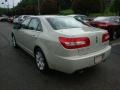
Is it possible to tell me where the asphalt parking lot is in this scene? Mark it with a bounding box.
[0,22,120,90]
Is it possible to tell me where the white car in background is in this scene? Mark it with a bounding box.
[0,16,8,21]
[11,15,111,73]
[68,14,90,23]
[13,15,32,24]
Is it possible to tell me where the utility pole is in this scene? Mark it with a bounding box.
[38,0,40,15]
[20,0,22,15]
[1,2,6,15]
[32,0,35,15]
[12,0,15,15]
[5,0,10,15]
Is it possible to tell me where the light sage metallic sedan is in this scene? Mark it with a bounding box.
[11,15,111,73]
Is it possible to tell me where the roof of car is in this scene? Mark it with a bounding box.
[94,16,120,21]
[30,15,68,18]
[95,16,120,18]
[68,14,87,17]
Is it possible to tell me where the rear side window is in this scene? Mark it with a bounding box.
[28,19,39,30]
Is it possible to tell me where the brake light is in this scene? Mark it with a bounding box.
[97,22,112,27]
[102,33,110,42]
[59,37,90,49]
[98,23,109,27]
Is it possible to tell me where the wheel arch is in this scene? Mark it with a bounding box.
[34,45,50,68]
[34,45,46,59]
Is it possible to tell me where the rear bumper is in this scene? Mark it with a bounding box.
[51,46,111,73]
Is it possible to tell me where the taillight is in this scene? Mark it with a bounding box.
[97,22,112,27]
[98,23,109,27]
[102,33,110,42]
[59,37,90,49]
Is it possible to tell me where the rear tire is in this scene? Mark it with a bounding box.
[35,48,49,72]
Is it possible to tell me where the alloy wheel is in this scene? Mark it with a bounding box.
[35,50,46,71]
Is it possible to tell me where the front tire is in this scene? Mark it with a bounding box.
[35,49,49,72]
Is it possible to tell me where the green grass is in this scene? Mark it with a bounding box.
[59,9,74,15]
[89,7,117,17]
[89,12,117,17]
[59,9,117,17]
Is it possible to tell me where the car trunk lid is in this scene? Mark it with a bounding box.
[55,26,109,55]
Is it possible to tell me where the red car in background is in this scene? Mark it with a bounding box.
[90,16,120,40]
[8,16,14,23]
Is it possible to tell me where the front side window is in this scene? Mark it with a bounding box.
[28,19,39,30]
[47,17,84,30]
[21,18,31,29]
[22,18,31,25]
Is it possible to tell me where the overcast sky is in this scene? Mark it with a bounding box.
[0,0,20,8]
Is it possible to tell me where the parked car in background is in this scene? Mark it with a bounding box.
[11,16,111,73]
[13,15,32,24]
[68,14,92,24]
[0,16,8,22]
[13,17,19,24]
[90,16,120,40]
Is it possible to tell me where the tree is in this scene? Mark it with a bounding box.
[0,7,8,15]
[40,0,59,15]
[14,0,59,15]
[58,0,72,10]
[110,0,120,15]
[72,0,105,15]
[24,5,34,15]
[13,0,38,15]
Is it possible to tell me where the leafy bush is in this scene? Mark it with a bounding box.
[110,0,120,15]
[40,0,59,15]
[58,0,72,10]
[59,9,74,15]
[72,0,105,15]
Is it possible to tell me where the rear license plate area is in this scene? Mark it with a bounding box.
[94,54,104,64]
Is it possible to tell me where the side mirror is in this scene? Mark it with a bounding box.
[13,23,21,29]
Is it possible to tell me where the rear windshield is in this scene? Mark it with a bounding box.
[47,17,84,30]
